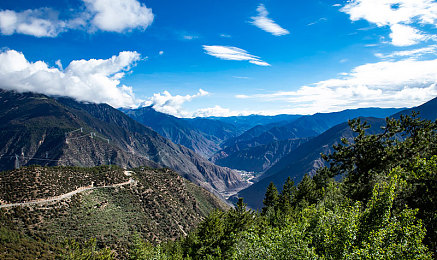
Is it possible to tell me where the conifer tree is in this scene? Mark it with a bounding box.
[262,182,279,216]
[278,177,296,214]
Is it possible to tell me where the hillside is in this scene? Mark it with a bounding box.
[392,96,437,120]
[0,165,229,258]
[236,99,437,209]
[133,113,437,259]
[237,117,387,209]
[206,114,302,133]
[212,107,402,173]
[123,107,238,158]
[0,89,247,196]
[213,138,309,173]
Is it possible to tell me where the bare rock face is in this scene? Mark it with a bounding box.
[0,89,246,196]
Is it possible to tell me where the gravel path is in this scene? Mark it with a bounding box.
[0,171,134,209]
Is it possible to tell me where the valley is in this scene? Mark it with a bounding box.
[0,88,436,258]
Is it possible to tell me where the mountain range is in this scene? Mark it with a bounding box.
[123,106,239,158]
[0,90,246,196]
[236,99,437,209]
[1,87,435,211]
[123,107,303,158]
[211,107,403,172]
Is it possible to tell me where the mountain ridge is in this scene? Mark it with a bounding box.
[123,106,239,158]
[236,98,437,209]
[0,89,247,196]
[211,107,404,173]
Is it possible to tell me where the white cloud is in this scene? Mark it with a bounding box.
[375,45,437,59]
[55,59,63,70]
[0,49,141,108]
[193,105,237,117]
[232,76,250,79]
[141,89,209,117]
[159,51,164,55]
[0,0,154,37]
[0,8,65,37]
[141,91,255,118]
[82,0,154,32]
[251,4,289,36]
[202,45,270,66]
[182,35,198,40]
[236,58,437,114]
[389,24,430,46]
[341,0,437,46]
[341,0,437,26]
[307,17,328,26]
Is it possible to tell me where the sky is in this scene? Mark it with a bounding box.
[1,0,437,117]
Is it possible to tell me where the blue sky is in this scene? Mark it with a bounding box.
[1,0,437,117]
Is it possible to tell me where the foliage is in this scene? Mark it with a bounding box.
[0,225,62,259]
[323,113,437,202]
[262,182,279,216]
[60,238,114,260]
[136,114,435,259]
[2,115,436,259]
[130,235,183,260]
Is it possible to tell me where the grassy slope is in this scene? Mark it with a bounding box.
[0,166,229,258]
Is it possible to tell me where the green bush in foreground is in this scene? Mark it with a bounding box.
[131,114,435,259]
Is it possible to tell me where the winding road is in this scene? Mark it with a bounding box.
[0,171,135,209]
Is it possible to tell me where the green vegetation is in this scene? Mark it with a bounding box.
[131,114,436,259]
[0,166,228,259]
[0,165,128,203]
[1,114,435,259]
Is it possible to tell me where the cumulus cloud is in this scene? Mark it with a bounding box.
[251,4,289,36]
[341,0,437,46]
[141,89,209,117]
[0,49,141,108]
[0,0,154,37]
[389,23,431,46]
[202,45,270,66]
[0,8,66,37]
[83,0,154,32]
[236,58,437,114]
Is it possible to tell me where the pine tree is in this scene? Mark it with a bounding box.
[262,182,279,216]
[278,177,296,214]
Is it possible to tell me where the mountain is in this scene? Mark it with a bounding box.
[0,89,247,196]
[237,117,387,209]
[282,107,404,135]
[212,108,403,171]
[123,107,239,158]
[211,122,317,164]
[392,96,437,120]
[236,98,437,209]
[183,117,241,145]
[206,114,302,133]
[0,165,229,258]
[213,138,309,173]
